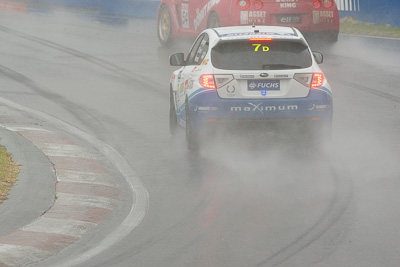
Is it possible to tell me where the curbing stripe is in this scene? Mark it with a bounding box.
[18,130,77,145]
[56,181,120,200]
[56,170,117,187]
[22,218,96,238]
[42,204,113,224]
[0,244,52,266]
[48,156,109,174]
[0,123,122,265]
[0,231,78,253]
[0,97,148,266]
[39,143,97,158]
[55,192,118,210]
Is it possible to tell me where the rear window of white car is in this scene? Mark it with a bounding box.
[211,40,312,70]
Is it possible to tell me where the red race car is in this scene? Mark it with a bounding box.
[157,0,339,45]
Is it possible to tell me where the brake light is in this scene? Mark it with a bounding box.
[313,0,321,8]
[200,74,216,89]
[323,0,333,7]
[311,73,324,87]
[250,38,272,41]
[252,0,263,9]
[237,0,250,9]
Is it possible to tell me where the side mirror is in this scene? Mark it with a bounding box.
[170,53,185,66]
[312,51,323,64]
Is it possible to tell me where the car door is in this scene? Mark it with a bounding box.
[176,33,209,119]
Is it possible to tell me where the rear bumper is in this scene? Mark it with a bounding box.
[186,87,332,131]
[223,8,340,32]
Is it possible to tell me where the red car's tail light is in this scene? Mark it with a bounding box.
[252,0,263,9]
[237,0,250,9]
[323,0,333,7]
[200,74,217,89]
[311,73,324,87]
[313,0,321,8]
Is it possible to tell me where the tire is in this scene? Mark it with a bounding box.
[157,4,173,46]
[169,88,178,136]
[207,12,220,29]
[185,99,199,151]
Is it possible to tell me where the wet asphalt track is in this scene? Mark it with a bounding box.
[0,10,400,267]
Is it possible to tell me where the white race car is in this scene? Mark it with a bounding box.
[169,25,332,150]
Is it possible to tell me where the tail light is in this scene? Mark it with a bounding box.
[237,0,250,9]
[252,0,263,9]
[313,0,321,8]
[200,74,216,89]
[294,73,324,88]
[323,0,333,7]
[311,73,324,87]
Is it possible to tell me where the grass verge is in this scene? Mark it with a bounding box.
[0,143,20,203]
[340,17,400,39]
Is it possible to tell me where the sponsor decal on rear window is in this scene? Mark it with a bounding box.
[252,43,270,52]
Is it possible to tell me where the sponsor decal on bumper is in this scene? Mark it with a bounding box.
[186,88,332,130]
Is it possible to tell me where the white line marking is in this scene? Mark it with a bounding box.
[3,126,51,132]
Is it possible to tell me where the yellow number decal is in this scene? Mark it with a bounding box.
[253,44,269,52]
[252,44,261,51]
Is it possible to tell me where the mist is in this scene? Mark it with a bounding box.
[0,3,399,266]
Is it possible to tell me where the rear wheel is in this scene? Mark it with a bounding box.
[207,12,220,28]
[157,4,173,45]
